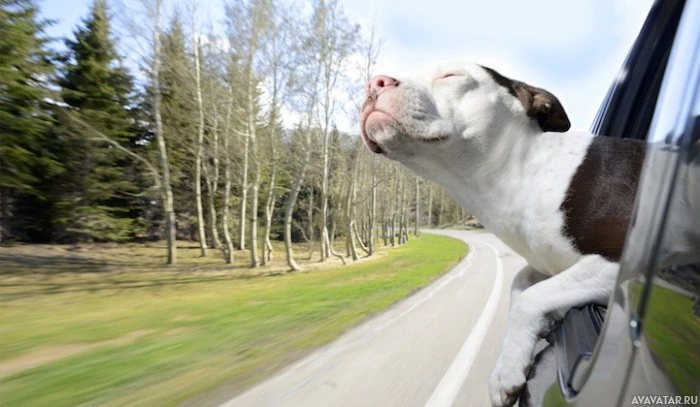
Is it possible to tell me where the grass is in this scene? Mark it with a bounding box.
[0,234,467,407]
[642,285,700,396]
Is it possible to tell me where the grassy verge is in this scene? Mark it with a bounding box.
[643,285,699,396]
[0,234,467,406]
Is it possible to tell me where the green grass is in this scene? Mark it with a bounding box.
[0,234,467,406]
[642,285,700,396]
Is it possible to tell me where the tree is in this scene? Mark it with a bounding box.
[225,0,273,266]
[344,139,362,260]
[151,0,177,264]
[426,181,434,228]
[56,0,139,242]
[2,0,471,260]
[190,3,208,256]
[200,48,225,252]
[124,0,179,263]
[311,0,358,262]
[0,0,63,241]
[159,12,195,242]
[260,5,292,265]
[281,5,326,270]
[354,23,381,254]
[219,52,243,264]
[414,176,420,237]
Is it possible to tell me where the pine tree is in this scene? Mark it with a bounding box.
[0,0,63,241]
[56,0,139,242]
[159,13,196,239]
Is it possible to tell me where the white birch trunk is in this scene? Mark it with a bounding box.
[345,171,358,261]
[152,0,177,264]
[262,155,276,265]
[193,24,208,257]
[283,134,309,270]
[369,156,376,255]
[427,183,433,229]
[414,177,420,237]
[221,99,235,264]
[207,107,221,249]
[239,125,249,250]
[247,66,260,267]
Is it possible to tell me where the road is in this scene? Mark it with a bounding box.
[222,230,527,407]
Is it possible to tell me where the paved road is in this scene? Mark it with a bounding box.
[222,230,527,407]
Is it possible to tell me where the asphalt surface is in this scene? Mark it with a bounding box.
[222,230,527,407]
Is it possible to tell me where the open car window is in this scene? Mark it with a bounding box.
[590,0,686,140]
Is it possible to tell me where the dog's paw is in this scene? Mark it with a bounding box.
[489,354,531,406]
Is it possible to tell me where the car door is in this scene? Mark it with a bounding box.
[543,0,699,405]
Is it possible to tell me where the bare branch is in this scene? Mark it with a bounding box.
[64,111,162,191]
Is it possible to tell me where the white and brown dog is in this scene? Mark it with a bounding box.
[359,63,646,406]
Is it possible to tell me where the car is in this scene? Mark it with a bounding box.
[535,0,700,405]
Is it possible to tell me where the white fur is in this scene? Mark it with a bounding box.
[361,62,620,406]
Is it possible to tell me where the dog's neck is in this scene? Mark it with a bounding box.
[402,120,580,212]
[398,121,595,273]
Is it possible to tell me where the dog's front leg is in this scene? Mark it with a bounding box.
[489,255,618,406]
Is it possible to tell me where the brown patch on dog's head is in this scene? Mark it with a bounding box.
[481,66,571,133]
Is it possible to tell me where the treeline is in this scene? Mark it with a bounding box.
[0,0,471,268]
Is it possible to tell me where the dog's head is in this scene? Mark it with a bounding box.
[359,63,570,169]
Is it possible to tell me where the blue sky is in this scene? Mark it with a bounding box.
[41,0,655,132]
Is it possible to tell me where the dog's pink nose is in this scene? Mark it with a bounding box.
[366,75,399,96]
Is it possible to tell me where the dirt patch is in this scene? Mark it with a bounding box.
[161,327,197,338]
[0,329,152,379]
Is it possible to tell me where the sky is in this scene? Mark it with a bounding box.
[41,0,655,133]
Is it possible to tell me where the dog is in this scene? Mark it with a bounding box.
[358,63,647,406]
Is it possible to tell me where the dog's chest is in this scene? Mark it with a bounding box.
[465,133,594,274]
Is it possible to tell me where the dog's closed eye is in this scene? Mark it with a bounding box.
[437,72,462,80]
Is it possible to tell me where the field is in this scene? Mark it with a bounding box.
[643,284,700,397]
[0,234,467,406]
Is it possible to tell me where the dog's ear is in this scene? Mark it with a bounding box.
[511,82,571,132]
[481,66,571,133]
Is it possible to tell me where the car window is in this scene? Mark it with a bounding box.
[590,0,686,140]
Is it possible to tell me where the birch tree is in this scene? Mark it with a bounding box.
[260,4,292,265]
[153,1,177,263]
[354,23,381,254]
[426,181,433,228]
[283,124,314,271]
[225,0,271,266]
[220,55,241,263]
[201,50,227,251]
[438,187,445,227]
[205,102,222,249]
[124,0,178,263]
[220,92,235,263]
[281,7,324,271]
[414,177,420,237]
[190,2,208,256]
[344,139,363,260]
[310,0,358,262]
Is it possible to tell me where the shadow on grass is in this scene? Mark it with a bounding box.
[0,268,309,300]
[0,241,371,301]
[0,254,108,274]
